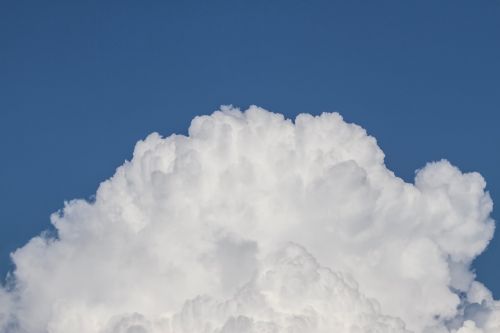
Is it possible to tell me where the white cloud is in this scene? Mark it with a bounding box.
[0,106,498,332]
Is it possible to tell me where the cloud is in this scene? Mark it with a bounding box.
[0,105,498,332]
[101,243,409,333]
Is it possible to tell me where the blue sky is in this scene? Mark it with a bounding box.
[0,0,499,297]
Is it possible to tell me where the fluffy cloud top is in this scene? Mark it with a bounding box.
[0,106,498,333]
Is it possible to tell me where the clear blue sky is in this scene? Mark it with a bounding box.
[1,0,499,296]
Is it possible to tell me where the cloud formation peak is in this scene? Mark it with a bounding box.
[0,106,498,333]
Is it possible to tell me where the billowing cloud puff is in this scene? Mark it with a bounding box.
[0,106,498,333]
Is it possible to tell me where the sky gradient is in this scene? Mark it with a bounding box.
[1,0,499,298]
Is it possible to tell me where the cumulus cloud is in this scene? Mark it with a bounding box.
[0,105,498,333]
